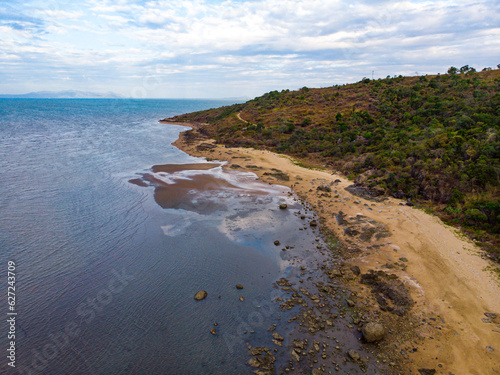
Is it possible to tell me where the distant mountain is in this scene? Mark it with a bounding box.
[0,90,122,99]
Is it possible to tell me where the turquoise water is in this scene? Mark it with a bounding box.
[0,99,321,374]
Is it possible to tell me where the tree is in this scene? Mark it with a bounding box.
[460,65,476,74]
[447,66,458,75]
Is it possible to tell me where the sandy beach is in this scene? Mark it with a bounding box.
[163,120,500,375]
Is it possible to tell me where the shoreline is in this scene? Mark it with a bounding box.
[163,119,500,374]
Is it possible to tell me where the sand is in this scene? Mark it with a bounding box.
[164,121,500,374]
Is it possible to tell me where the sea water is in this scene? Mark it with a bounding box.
[0,99,325,374]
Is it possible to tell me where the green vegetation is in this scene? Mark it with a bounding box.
[172,67,500,262]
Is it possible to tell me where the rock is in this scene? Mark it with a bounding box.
[254,370,273,375]
[312,369,323,375]
[485,312,500,324]
[263,170,290,181]
[348,349,360,361]
[391,190,406,199]
[317,185,331,192]
[346,299,355,307]
[194,291,207,300]
[272,339,282,347]
[279,203,288,209]
[236,284,244,289]
[362,322,385,342]
[272,332,284,341]
[343,227,359,236]
[293,340,305,349]
[239,296,244,302]
[291,350,301,362]
[210,328,216,335]
[197,142,216,151]
[417,369,436,375]
[345,184,386,201]
[248,358,261,368]
[230,164,242,169]
[360,270,413,315]
[310,220,318,227]
[350,266,361,276]
[335,211,346,225]
[276,278,291,287]
[274,240,280,246]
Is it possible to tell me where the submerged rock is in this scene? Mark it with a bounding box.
[272,332,284,341]
[194,291,207,300]
[236,284,244,289]
[291,350,301,362]
[279,203,288,209]
[348,349,361,361]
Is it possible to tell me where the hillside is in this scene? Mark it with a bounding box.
[167,68,500,262]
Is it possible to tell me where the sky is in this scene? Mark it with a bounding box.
[0,0,499,98]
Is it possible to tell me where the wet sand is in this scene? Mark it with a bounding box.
[151,162,221,173]
[162,120,500,375]
[130,162,288,214]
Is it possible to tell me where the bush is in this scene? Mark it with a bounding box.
[465,208,488,223]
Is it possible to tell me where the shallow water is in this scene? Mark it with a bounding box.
[0,99,329,374]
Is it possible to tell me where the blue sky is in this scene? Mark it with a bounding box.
[0,0,499,98]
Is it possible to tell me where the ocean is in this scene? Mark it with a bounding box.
[0,99,327,374]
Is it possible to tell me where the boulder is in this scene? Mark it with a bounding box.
[362,322,385,342]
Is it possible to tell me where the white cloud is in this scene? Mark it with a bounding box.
[34,9,84,20]
[0,0,498,97]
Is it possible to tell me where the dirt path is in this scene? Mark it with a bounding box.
[236,112,248,123]
[166,124,500,374]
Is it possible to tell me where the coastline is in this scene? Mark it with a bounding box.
[162,119,500,374]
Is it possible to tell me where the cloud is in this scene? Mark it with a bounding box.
[0,0,498,97]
